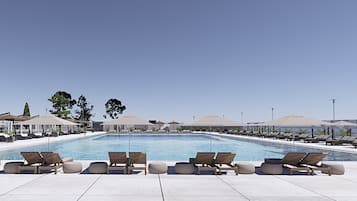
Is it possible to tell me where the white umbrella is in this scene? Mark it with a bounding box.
[265,115,328,127]
[328,120,357,127]
[186,115,244,127]
[102,115,151,126]
[15,115,78,126]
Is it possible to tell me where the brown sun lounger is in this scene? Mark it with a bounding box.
[18,152,44,174]
[265,152,310,175]
[128,152,147,175]
[190,152,216,175]
[299,152,330,176]
[41,152,73,163]
[108,152,127,174]
[39,152,63,174]
[213,152,238,175]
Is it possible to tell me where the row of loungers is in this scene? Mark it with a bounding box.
[227,130,357,148]
[8,151,337,176]
[106,152,238,175]
[0,131,85,142]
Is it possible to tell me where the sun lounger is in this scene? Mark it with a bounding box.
[128,152,147,175]
[264,152,310,175]
[326,136,344,145]
[18,152,43,174]
[352,140,357,148]
[108,152,127,174]
[15,133,32,140]
[341,136,356,144]
[39,152,63,174]
[190,152,217,175]
[30,132,44,138]
[213,152,238,175]
[41,152,73,163]
[299,152,330,176]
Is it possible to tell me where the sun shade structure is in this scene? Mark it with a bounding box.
[264,115,329,127]
[328,120,357,127]
[15,115,78,126]
[103,115,151,126]
[187,115,244,127]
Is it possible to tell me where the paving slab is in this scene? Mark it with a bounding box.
[7,174,99,196]
[83,175,162,197]
[79,195,163,201]
[159,175,248,200]
[220,175,328,200]
[0,175,41,195]
[0,194,79,201]
[278,176,357,198]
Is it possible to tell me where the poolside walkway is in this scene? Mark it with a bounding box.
[0,161,357,201]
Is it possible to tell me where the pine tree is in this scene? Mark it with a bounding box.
[23,102,31,116]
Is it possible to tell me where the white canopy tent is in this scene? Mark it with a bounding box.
[186,115,244,127]
[328,120,357,127]
[264,115,329,127]
[102,115,152,132]
[15,115,78,134]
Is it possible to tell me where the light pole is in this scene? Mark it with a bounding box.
[331,98,336,121]
[271,107,274,121]
[241,112,244,123]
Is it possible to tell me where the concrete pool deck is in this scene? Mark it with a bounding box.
[0,161,357,200]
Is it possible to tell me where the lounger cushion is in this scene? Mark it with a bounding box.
[321,162,345,175]
[236,162,255,174]
[175,162,195,174]
[63,162,83,173]
[260,163,283,175]
[148,162,167,174]
[88,162,108,174]
[4,162,25,174]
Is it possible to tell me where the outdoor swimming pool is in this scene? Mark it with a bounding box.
[1,133,357,161]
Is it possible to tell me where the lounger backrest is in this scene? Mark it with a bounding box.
[21,152,43,165]
[300,152,328,165]
[109,152,127,164]
[129,152,146,164]
[42,153,62,165]
[214,152,236,164]
[195,152,215,165]
[281,152,307,166]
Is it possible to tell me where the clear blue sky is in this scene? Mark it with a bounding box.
[1,0,357,122]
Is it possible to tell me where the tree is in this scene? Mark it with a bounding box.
[23,102,31,116]
[74,95,94,121]
[48,91,76,119]
[105,98,126,119]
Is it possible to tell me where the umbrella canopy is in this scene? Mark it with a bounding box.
[15,115,78,126]
[328,120,357,127]
[0,112,32,121]
[265,115,328,127]
[103,115,151,126]
[187,115,244,127]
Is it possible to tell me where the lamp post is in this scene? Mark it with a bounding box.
[331,98,336,121]
[330,98,336,139]
[241,112,244,123]
[271,107,274,121]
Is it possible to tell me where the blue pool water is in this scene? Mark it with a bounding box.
[1,134,357,161]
